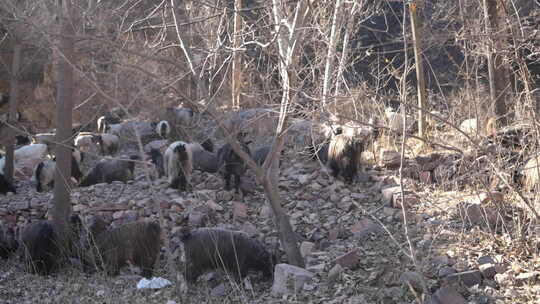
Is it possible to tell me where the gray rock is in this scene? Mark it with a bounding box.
[300,241,315,258]
[327,264,343,282]
[11,201,30,211]
[438,266,457,278]
[399,271,427,292]
[494,273,512,286]
[233,202,248,220]
[350,218,382,240]
[334,249,360,269]
[259,205,273,218]
[347,295,369,304]
[428,286,466,304]
[210,283,228,297]
[478,263,498,280]
[188,210,207,227]
[307,263,325,273]
[381,186,401,205]
[206,200,223,212]
[477,256,495,265]
[385,286,403,299]
[271,263,315,295]
[444,270,482,287]
[239,222,258,236]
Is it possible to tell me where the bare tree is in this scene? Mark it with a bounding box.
[52,0,76,238]
[321,0,343,110]
[409,1,427,137]
[0,4,24,183]
[231,0,243,109]
[483,0,510,126]
[3,40,21,183]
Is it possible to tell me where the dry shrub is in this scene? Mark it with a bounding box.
[522,154,540,192]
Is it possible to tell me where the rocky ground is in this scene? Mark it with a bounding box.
[1,137,539,304]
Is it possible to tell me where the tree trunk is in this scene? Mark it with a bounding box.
[334,1,359,97]
[231,0,243,109]
[52,0,75,239]
[4,41,21,183]
[483,0,509,126]
[322,0,342,111]
[409,2,427,137]
[266,0,309,268]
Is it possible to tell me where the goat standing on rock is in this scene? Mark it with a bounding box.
[217,135,251,194]
[0,173,16,195]
[327,133,363,183]
[92,134,119,156]
[33,149,84,192]
[83,221,161,278]
[155,120,170,139]
[22,215,82,275]
[179,227,275,283]
[164,141,193,191]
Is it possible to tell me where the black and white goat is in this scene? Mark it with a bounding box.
[33,149,83,192]
[92,134,119,156]
[327,134,363,183]
[164,141,193,191]
[75,132,96,152]
[97,116,108,133]
[33,133,56,152]
[97,115,122,133]
[0,143,49,177]
[155,120,170,139]
[15,135,31,146]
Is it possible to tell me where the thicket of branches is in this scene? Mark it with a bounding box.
[0,0,540,281]
[0,1,538,125]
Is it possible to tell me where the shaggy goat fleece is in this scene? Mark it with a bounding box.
[252,146,271,166]
[164,141,193,191]
[147,148,165,178]
[0,173,16,194]
[34,150,82,192]
[0,225,18,259]
[79,155,138,187]
[94,134,119,156]
[155,120,170,139]
[22,215,82,275]
[85,221,161,278]
[180,227,274,283]
[201,138,214,153]
[217,141,251,193]
[327,134,363,183]
[308,142,329,164]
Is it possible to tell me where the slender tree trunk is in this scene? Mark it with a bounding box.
[322,0,342,111]
[483,0,509,126]
[231,0,243,109]
[4,41,21,183]
[334,1,359,96]
[52,0,75,238]
[267,0,309,268]
[409,2,427,137]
